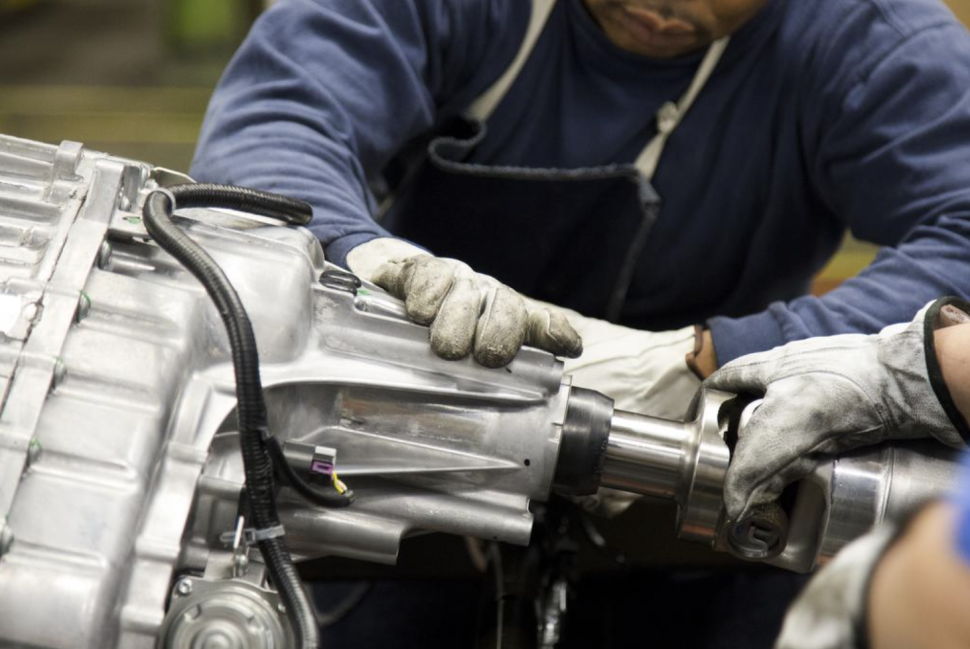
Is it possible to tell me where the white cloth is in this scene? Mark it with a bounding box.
[558,307,699,420]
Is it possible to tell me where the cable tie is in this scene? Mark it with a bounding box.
[244,524,286,544]
[246,524,286,542]
[219,523,285,546]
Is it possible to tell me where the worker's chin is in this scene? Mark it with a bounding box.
[621,30,709,58]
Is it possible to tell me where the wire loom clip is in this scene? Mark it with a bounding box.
[220,523,286,546]
[147,187,177,209]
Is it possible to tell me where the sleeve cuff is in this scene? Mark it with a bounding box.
[922,296,970,444]
[318,231,386,269]
[707,309,790,366]
[951,453,970,566]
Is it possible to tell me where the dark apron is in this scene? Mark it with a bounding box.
[381,118,660,323]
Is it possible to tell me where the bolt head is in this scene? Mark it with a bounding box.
[0,525,13,555]
[232,553,249,578]
[175,578,194,596]
[26,439,42,467]
[51,358,67,391]
[97,242,112,270]
[75,292,91,323]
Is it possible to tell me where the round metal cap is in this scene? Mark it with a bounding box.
[159,577,290,649]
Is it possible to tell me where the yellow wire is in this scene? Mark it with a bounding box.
[332,472,348,494]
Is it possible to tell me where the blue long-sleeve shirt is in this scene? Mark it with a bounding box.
[191,0,970,364]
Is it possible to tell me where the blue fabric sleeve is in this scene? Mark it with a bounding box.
[950,452,970,565]
[710,23,970,365]
[189,0,525,267]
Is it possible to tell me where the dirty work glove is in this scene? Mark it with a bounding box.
[705,297,970,524]
[774,520,902,649]
[534,302,703,517]
[346,238,582,368]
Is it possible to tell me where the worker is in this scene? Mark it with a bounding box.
[190,0,970,420]
[189,0,970,645]
[703,296,970,648]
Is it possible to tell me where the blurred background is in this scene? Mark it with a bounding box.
[0,0,257,170]
[1,0,968,290]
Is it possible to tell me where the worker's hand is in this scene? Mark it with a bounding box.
[705,298,970,524]
[347,238,582,368]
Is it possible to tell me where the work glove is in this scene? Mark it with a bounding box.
[705,297,970,524]
[774,519,901,649]
[557,306,701,420]
[544,304,704,517]
[346,238,582,368]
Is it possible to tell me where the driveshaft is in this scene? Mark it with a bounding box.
[590,388,958,571]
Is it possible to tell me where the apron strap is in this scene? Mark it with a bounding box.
[634,36,730,181]
[464,2,728,179]
[464,0,558,123]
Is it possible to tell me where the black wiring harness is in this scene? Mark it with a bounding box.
[143,183,347,649]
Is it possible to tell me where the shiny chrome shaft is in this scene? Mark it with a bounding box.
[600,410,690,500]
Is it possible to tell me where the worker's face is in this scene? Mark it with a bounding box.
[583,0,770,58]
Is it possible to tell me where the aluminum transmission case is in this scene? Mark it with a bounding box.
[0,135,601,649]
